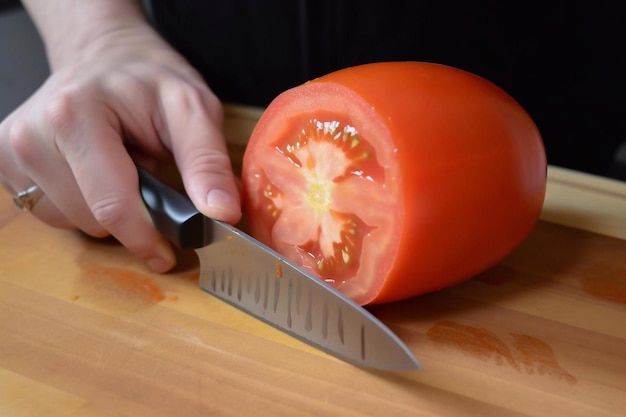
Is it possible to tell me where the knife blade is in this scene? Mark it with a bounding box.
[137,166,420,371]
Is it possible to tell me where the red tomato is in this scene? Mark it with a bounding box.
[242,62,546,305]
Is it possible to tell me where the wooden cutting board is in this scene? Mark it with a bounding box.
[1,105,625,417]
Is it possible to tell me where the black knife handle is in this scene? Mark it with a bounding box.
[137,165,209,250]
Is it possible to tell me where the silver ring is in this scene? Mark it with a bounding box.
[13,184,44,211]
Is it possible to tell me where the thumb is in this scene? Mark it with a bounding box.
[160,88,242,224]
[182,145,242,224]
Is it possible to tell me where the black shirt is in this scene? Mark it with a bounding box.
[148,0,625,177]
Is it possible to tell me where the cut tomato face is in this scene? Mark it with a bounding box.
[252,116,396,280]
[242,62,546,305]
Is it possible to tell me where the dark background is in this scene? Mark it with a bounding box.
[2,1,625,180]
[150,0,626,179]
[0,0,18,9]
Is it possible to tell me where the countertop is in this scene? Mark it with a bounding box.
[1,105,625,416]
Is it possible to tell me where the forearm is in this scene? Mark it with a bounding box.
[21,0,149,70]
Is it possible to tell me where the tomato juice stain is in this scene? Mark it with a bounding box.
[427,320,577,384]
[580,264,626,304]
[82,265,165,303]
[427,320,519,371]
[509,333,577,385]
[179,270,199,283]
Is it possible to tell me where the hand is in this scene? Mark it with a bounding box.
[0,22,241,272]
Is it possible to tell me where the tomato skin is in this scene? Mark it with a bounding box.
[242,62,546,305]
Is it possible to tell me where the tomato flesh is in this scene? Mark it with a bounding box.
[249,113,399,295]
[242,62,546,305]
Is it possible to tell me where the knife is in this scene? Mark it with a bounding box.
[137,166,420,371]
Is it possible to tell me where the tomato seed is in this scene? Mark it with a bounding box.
[342,249,350,264]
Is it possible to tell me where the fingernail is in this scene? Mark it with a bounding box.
[206,188,241,218]
[147,256,174,273]
[147,244,176,273]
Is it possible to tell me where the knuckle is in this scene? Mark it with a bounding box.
[185,147,233,178]
[203,148,232,169]
[105,72,145,101]
[168,80,223,119]
[90,194,127,230]
[44,91,80,138]
[7,121,44,169]
[7,120,34,159]
[178,84,204,107]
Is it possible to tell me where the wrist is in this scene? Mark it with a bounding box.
[22,0,150,70]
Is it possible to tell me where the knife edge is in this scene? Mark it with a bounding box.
[197,220,421,372]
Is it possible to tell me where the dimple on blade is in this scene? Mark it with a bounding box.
[196,220,420,371]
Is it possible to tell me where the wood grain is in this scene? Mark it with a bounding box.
[1,106,625,416]
[543,166,626,240]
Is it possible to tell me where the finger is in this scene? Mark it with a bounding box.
[3,116,93,231]
[53,101,176,272]
[159,84,242,224]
